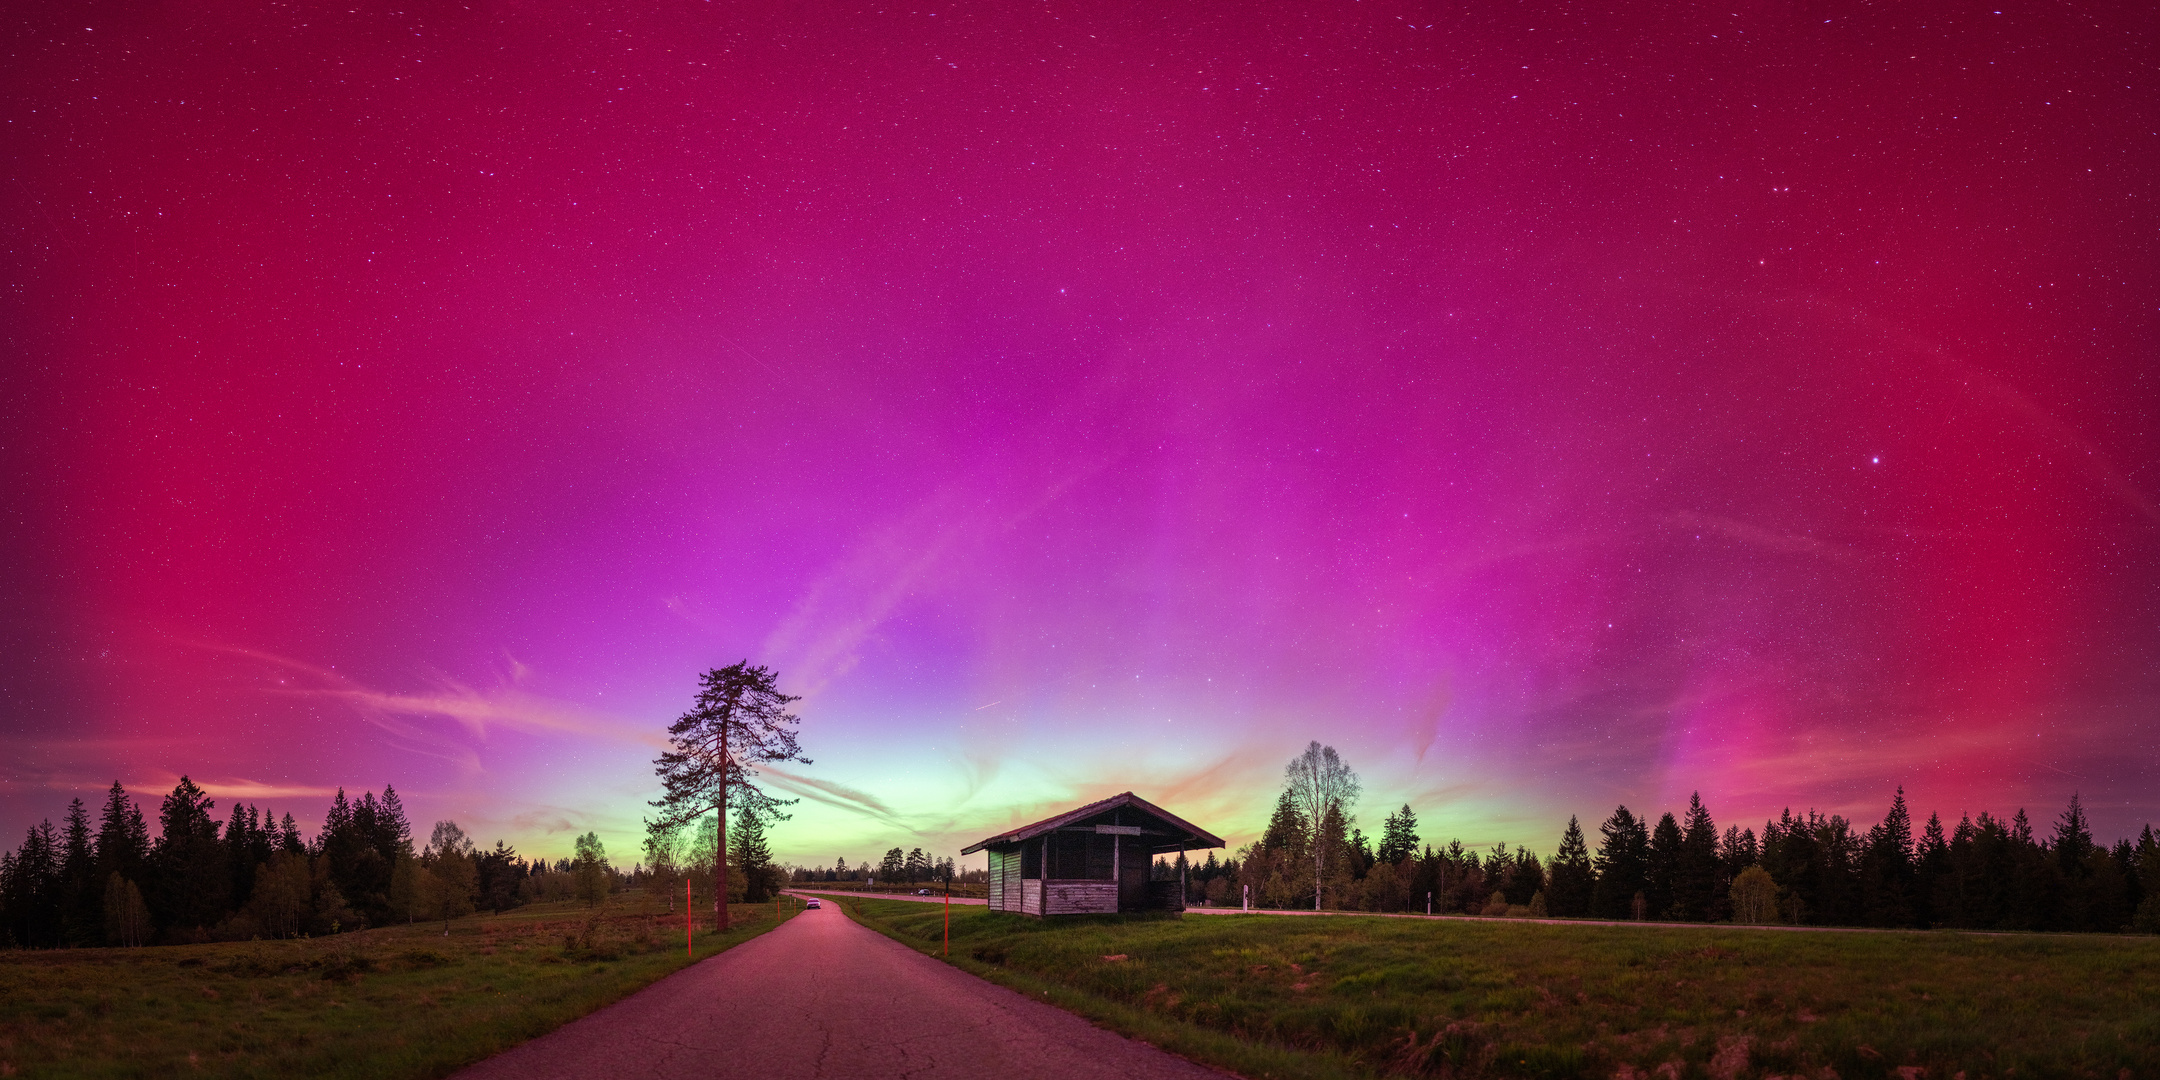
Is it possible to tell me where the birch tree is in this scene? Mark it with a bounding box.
[1282,741,1360,910]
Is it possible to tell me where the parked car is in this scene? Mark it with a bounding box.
[914,889,932,895]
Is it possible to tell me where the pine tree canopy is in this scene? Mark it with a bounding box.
[649,662,810,832]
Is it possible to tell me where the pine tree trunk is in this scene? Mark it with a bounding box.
[715,724,730,932]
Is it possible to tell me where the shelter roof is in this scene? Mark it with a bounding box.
[960,791,1225,855]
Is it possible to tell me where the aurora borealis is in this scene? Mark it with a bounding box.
[4,1,2156,865]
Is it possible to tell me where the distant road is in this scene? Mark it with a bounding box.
[452,894,1217,1080]
[790,887,987,906]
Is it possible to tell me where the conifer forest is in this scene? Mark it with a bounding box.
[8,771,2155,949]
[1167,788,2160,935]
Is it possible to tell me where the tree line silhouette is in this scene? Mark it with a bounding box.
[1164,782,2159,933]
[0,778,604,948]
[14,767,2157,945]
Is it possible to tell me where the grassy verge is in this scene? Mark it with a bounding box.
[0,892,803,1079]
[838,898,2160,1080]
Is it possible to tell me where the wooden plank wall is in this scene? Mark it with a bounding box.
[1044,880,1119,915]
[1021,878,1044,916]
[986,850,1006,911]
[1002,852,1023,910]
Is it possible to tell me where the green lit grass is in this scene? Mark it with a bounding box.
[0,894,800,1079]
[838,897,2160,1080]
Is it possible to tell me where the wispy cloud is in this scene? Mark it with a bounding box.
[764,461,1113,699]
[181,639,659,758]
[188,777,343,802]
[761,492,969,697]
[1663,511,1858,562]
[760,766,915,833]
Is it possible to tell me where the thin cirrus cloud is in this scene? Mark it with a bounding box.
[191,639,657,753]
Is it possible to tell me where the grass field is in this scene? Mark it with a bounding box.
[0,893,802,1079]
[839,898,2160,1080]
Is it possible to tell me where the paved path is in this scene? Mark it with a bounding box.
[453,898,1221,1080]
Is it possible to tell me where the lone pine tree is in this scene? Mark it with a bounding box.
[649,662,808,931]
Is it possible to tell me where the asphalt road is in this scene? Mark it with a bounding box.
[790,888,987,906]
[452,898,1222,1080]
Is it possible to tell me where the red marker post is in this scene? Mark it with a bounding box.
[943,870,951,957]
[687,880,694,958]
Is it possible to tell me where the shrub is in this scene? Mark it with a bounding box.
[1730,866,1778,925]
[2134,895,2160,935]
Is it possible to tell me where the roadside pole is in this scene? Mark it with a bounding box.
[943,866,951,956]
[687,880,694,958]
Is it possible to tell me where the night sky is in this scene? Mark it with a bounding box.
[5,1,2156,865]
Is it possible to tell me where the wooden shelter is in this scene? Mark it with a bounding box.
[962,791,1225,916]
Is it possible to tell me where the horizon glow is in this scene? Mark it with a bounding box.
[4,3,2156,868]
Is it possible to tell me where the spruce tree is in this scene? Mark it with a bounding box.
[1316,804,1353,907]
[0,849,13,948]
[1348,827,1375,879]
[1644,812,1683,920]
[1376,804,1420,866]
[95,782,150,895]
[1719,824,1759,869]
[731,807,775,901]
[1861,788,1917,927]
[377,785,415,863]
[246,806,275,877]
[1485,841,1514,903]
[1591,806,1648,919]
[347,792,393,922]
[1547,816,1595,917]
[321,789,355,864]
[61,798,98,945]
[152,777,228,934]
[1674,793,1719,921]
[2053,794,2094,875]
[1915,811,1950,927]
[226,802,258,921]
[1261,789,1307,851]
[1510,847,1545,905]
[1879,788,1915,862]
[2139,826,2159,898]
[2133,825,2160,933]
[6,821,61,947]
